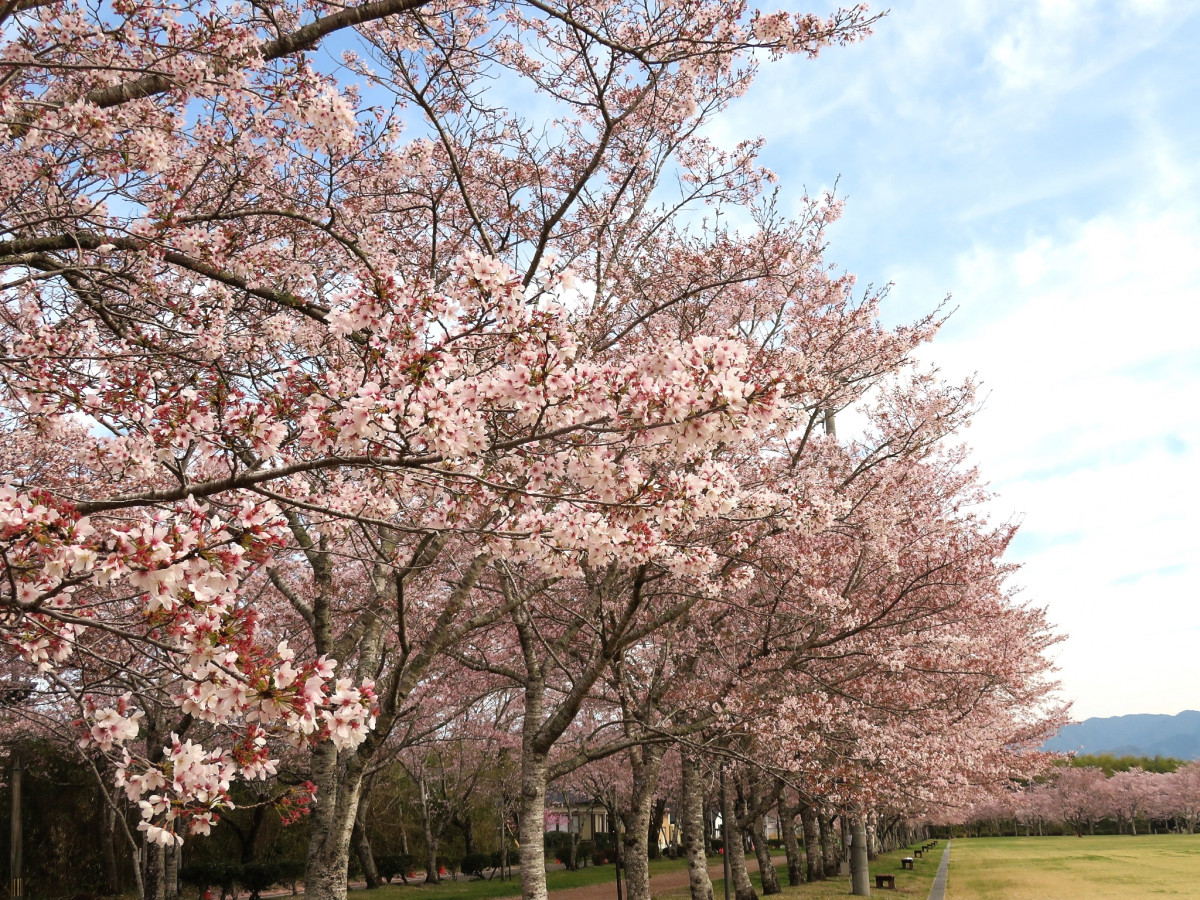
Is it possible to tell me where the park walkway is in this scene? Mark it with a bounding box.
[926,841,951,900]
[270,854,782,898]
[546,854,782,900]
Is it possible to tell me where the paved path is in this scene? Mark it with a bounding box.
[548,854,784,900]
[926,841,951,900]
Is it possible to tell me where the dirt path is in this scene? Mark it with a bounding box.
[268,854,785,899]
[547,854,785,900]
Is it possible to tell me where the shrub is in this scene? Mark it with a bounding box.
[591,850,609,867]
[240,863,282,900]
[544,831,574,854]
[576,840,596,866]
[462,852,490,878]
[377,854,416,884]
[275,860,304,896]
[179,862,240,900]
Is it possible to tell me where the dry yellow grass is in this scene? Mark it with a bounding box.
[947,834,1200,900]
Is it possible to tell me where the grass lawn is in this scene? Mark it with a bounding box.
[946,834,1200,900]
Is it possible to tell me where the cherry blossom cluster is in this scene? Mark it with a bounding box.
[116,735,241,846]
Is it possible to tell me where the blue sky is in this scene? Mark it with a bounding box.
[708,0,1200,720]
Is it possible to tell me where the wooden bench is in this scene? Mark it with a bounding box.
[901,857,914,870]
[875,874,896,890]
[914,850,923,858]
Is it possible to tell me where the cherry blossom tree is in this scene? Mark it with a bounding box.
[0,0,887,896]
[1,3,1076,900]
[1165,762,1200,833]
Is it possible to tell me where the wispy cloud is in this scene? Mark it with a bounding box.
[719,0,1200,718]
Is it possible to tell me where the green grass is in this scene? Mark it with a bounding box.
[946,834,1200,900]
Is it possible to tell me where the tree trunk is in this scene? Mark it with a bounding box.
[500,816,511,881]
[648,798,667,860]
[101,799,121,894]
[165,842,180,900]
[451,812,476,857]
[518,746,550,900]
[305,743,365,900]
[418,776,441,884]
[681,751,715,900]
[462,815,476,855]
[800,805,822,882]
[819,812,840,878]
[849,815,870,897]
[745,812,780,895]
[620,743,666,900]
[613,801,625,900]
[131,843,145,900]
[777,796,803,886]
[146,840,166,900]
[237,805,269,864]
[734,774,779,896]
[354,786,382,889]
[721,774,757,900]
[703,801,714,857]
[143,708,168,900]
[841,816,851,875]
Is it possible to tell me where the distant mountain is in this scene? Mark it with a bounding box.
[1043,710,1200,759]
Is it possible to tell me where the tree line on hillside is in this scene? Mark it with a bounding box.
[1068,754,1185,775]
[0,1,1066,900]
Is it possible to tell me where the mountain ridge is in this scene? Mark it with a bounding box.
[1043,710,1200,759]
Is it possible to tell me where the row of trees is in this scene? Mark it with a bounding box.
[0,0,1066,899]
[0,728,948,899]
[960,763,1200,838]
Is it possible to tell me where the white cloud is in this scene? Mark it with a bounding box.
[914,202,1200,719]
[708,0,1200,720]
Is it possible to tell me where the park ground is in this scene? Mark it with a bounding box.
[317,836,1200,900]
[946,835,1200,900]
[319,845,940,900]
